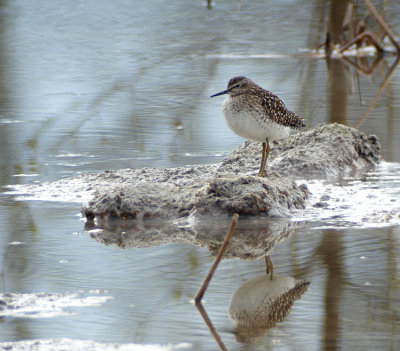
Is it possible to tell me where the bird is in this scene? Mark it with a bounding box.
[210,76,305,177]
[228,272,310,343]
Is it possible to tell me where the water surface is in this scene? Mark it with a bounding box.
[1,0,400,350]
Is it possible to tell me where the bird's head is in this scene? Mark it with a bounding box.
[210,76,254,98]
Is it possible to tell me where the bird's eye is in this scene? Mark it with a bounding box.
[235,84,240,88]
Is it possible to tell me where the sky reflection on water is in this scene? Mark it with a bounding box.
[1,0,400,350]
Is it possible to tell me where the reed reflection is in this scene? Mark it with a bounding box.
[317,229,345,351]
[326,54,399,127]
[322,0,400,128]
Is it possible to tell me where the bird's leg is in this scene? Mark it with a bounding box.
[258,142,266,177]
[258,138,270,177]
[265,255,274,280]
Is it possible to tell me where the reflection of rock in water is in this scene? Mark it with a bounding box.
[200,218,305,260]
[85,215,305,260]
[229,274,310,344]
[84,216,198,248]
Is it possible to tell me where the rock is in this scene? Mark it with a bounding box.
[81,123,380,221]
[82,172,309,220]
[219,123,381,179]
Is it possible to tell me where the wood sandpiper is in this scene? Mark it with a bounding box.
[211,76,305,177]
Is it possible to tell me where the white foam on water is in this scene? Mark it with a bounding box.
[293,162,400,229]
[0,339,192,351]
[0,292,113,319]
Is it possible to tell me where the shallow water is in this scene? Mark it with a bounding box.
[1,0,400,350]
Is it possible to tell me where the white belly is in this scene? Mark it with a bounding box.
[222,97,290,142]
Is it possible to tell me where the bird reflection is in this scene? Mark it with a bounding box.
[229,274,310,344]
[196,267,310,349]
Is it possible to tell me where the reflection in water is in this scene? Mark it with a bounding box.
[196,272,310,350]
[191,215,309,350]
[265,255,274,280]
[353,56,400,128]
[196,302,227,351]
[195,214,239,304]
[229,274,310,344]
[87,213,309,349]
[84,216,305,260]
[1,0,400,349]
[327,58,348,124]
[326,54,399,127]
[317,229,345,351]
[200,219,305,260]
[325,0,400,55]
[322,0,400,130]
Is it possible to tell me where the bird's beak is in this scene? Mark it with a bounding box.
[210,89,228,98]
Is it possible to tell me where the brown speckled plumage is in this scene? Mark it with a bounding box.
[211,76,306,177]
[226,76,305,129]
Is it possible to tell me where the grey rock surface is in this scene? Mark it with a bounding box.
[219,123,381,178]
[81,123,380,221]
[82,172,308,220]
